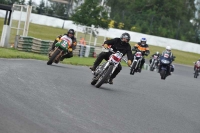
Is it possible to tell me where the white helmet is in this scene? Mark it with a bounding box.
[166,46,171,52]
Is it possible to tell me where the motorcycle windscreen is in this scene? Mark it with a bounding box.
[135,51,142,60]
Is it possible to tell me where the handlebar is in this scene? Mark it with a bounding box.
[106,48,129,64]
[108,48,114,53]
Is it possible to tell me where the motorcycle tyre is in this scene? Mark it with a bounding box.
[194,70,198,78]
[47,49,60,65]
[130,61,137,75]
[95,65,113,88]
[150,66,154,71]
[160,69,166,80]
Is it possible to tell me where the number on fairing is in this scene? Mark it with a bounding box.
[61,41,67,47]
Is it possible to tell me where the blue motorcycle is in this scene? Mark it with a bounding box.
[159,54,175,80]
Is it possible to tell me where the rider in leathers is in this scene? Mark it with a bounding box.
[149,51,160,66]
[193,59,200,71]
[50,29,77,61]
[132,38,150,72]
[90,33,132,84]
[158,46,175,75]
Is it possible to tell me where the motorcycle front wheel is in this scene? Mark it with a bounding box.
[130,61,137,75]
[160,69,166,80]
[150,65,154,71]
[194,69,198,78]
[47,49,60,65]
[150,60,154,71]
[95,65,114,88]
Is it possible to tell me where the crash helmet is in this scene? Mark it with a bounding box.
[120,32,131,43]
[140,38,147,46]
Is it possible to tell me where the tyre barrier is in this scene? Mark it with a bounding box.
[16,36,96,57]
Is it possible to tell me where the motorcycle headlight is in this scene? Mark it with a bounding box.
[161,59,170,64]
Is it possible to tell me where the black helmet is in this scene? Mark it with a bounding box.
[67,29,75,35]
[120,32,130,42]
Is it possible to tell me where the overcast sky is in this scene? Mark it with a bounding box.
[26,0,48,5]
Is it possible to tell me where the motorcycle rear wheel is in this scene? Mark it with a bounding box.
[47,49,60,65]
[95,65,113,88]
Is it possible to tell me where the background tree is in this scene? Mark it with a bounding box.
[70,0,110,29]
[0,0,20,5]
[27,0,32,6]
[36,0,45,14]
[53,3,68,18]
[106,0,200,43]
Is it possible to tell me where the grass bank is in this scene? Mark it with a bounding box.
[0,47,199,66]
[0,48,95,66]
[1,18,200,66]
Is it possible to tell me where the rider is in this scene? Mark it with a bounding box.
[158,46,175,75]
[149,51,160,65]
[89,32,132,84]
[194,59,200,71]
[132,38,150,72]
[50,29,77,61]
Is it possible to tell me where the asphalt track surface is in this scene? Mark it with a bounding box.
[0,59,200,133]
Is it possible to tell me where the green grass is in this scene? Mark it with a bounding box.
[0,47,96,66]
[0,18,200,66]
[0,47,198,66]
[0,18,105,46]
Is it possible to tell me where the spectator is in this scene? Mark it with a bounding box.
[79,37,86,45]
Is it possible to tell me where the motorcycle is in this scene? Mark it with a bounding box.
[159,54,175,80]
[47,37,71,65]
[130,50,147,75]
[194,61,200,78]
[149,55,159,71]
[91,48,127,88]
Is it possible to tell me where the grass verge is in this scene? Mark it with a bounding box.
[0,47,199,66]
[0,47,95,66]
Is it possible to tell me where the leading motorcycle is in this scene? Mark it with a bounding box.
[91,48,127,88]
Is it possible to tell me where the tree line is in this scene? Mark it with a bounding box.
[106,0,200,43]
[1,0,200,43]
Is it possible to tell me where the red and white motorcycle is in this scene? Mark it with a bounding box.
[130,50,146,75]
[194,61,200,78]
[91,48,127,88]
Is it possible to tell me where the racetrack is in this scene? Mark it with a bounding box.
[0,59,200,133]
